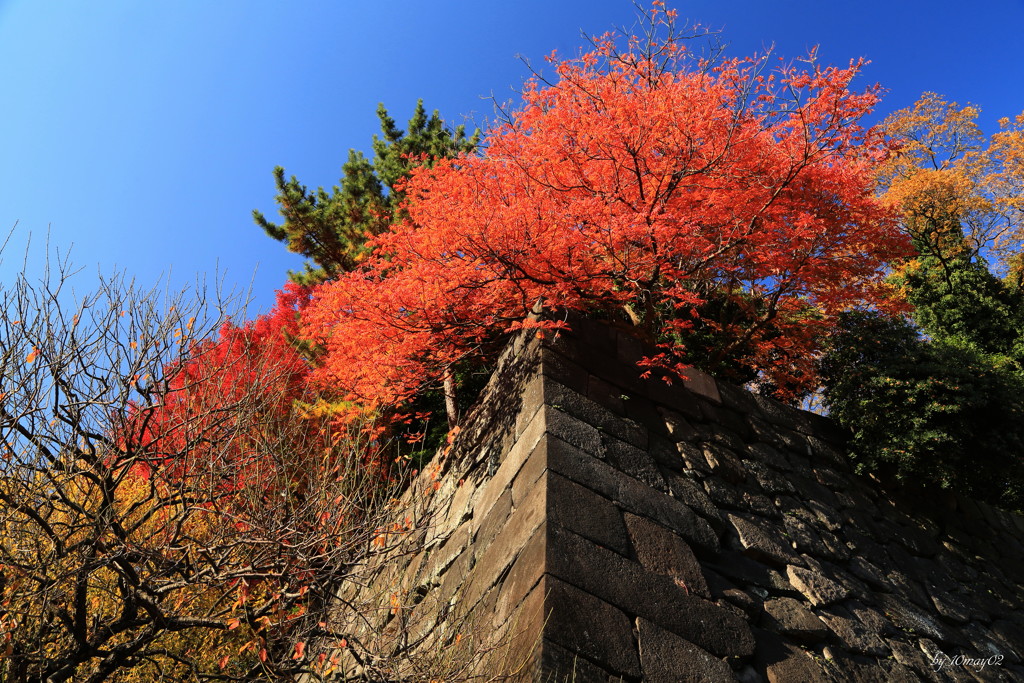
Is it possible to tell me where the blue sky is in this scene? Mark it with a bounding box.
[1,0,1022,316]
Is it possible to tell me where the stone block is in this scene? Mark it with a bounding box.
[601,433,666,490]
[728,512,801,567]
[623,512,710,598]
[544,377,647,448]
[752,627,830,683]
[549,471,631,557]
[542,575,641,678]
[762,597,829,643]
[546,435,718,551]
[539,346,591,396]
[703,442,749,484]
[540,639,619,683]
[464,471,548,610]
[817,605,890,656]
[637,618,737,682]
[547,524,754,658]
[786,564,849,607]
[681,368,722,404]
[492,524,546,630]
[546,406,604,456]
[473,406,547,526]
[474,487,513,553]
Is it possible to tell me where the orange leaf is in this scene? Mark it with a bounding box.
[25,348,38,364]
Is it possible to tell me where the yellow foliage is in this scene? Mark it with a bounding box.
[880,93,1024,272]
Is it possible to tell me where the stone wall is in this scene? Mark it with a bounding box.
[326,314,1024,682]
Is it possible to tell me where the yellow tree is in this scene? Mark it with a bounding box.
[879,92,1024,274]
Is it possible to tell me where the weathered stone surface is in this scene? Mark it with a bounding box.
[471,405,546,525]
[763,597,829,642]
[786,564,849,607]
[703,442,749,484]
[464,470,547,609]
[720,588,763,620]
[663,471,725,532]
[681,368,721,403]
[601,434,666,490]
[728,512,801,566]
[677,441,712,474]
[745,459,796,495]
[706,551,792,592]
[492,525,545,629]
[888,638,944,682]
[541,576,641,678]
[544,377,648,449]
[548,524,755,658]
[624,512,710,598]
[824,648,919,683]
[540,639,620,683]
[637,618,737,682]
[817,605,890,656]
[548,471,631,557]
[473,487,512,552]
[876,594,958,645]
[754,628,830,683]
[328,316,1024,683]
[659,407,700,443]
[546,436,719,551]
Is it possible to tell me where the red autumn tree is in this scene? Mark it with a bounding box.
[123,283,317,490]
[300,7,910,413]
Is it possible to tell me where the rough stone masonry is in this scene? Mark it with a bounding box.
[323,312,1024,682]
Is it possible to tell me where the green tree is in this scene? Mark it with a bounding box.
[254,101,479,285]
[893,230,1024,365]
[820,311,1024,510]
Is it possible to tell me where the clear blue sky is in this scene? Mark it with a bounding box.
[1,0,1022,316]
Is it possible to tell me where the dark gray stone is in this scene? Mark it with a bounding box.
[728,512,801,566]
[658,407,700,443]
[547,524,755,658]
[548,471,631,557]
[540,639,619,683]
[624,512,710,598]
[542,575,641,678]
[786,564,849,607]
[663,471,725,533]
[823,648,919,683]
[877,594,958,645]
[753,627,830,683]
[817,605,891,656]
[677,441,712,475]
[746,459,797,495]
[546,406,605,456]
[637,618,737,683]
[545,436,719,551]
[706,551,793,592]
[703,442,749,484]
[762,597,829,642]
[601,433,666,490]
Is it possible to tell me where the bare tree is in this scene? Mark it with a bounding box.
[0,247,426,681]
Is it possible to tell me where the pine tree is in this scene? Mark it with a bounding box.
[254,100,479,285]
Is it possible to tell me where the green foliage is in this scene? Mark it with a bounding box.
[820,311,1024,510]
[894,238,1024,364]
[254,100,479,285]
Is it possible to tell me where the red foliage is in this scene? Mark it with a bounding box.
[124,284,314,489]
[301,16,910,408]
